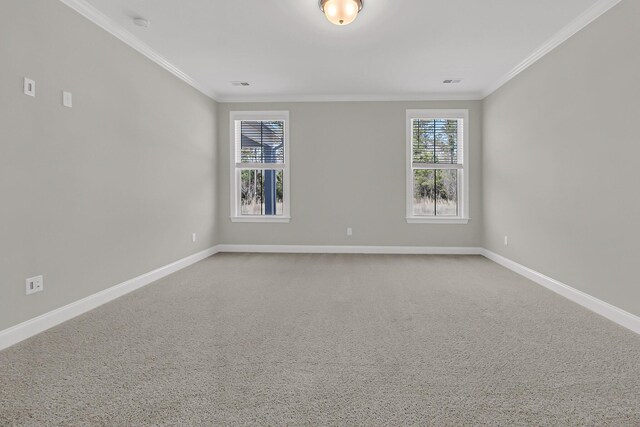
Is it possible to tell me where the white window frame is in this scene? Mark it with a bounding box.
[406,109,469,224]
[230,111,291,223]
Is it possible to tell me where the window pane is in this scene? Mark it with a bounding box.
[413,169,435,216]
[238,121,284,164]
[413,169,458,217]
[412,119,458,164]
[435,169,458,216]
[240,169,283,216]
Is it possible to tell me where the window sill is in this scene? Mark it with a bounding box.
[406,217,469,224]
[230,216,291,223]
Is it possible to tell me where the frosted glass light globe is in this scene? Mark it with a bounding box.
[320,0,363,26]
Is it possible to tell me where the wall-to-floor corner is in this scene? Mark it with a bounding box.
[0,0,218,332]
[482,0,640,317]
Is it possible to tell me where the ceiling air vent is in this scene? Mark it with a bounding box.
[231,81,250,86]
[443,79,462,84]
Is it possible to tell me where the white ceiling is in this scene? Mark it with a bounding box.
[78,0,607,102]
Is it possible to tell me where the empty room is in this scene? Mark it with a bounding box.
[1,0,639,425]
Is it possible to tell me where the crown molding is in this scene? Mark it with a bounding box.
[59,0,218,100]
[56,0,480,104]
[482,0,622,98]
[215,92,484,104]
[60,0,620,104]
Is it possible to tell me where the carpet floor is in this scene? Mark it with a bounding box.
[1,254,639,426]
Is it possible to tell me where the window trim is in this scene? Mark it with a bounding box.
[229,111,291,223]
[405,109,469,224]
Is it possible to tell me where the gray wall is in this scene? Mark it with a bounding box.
[217,101,482,247]
[482,0,640,316]
[0,0,218,330]
[4,0,635,332]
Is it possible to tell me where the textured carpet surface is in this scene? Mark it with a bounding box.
[1,253,639,426]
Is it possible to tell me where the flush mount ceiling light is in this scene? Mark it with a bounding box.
[320,0,363,26]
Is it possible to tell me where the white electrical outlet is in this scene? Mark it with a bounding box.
[192,233,197,243]
[347,227,353,236]
[24,78,35,97]
[26,275,43,295]
[504,236,509,246]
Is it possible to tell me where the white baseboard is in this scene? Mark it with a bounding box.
[481,249,640,335]
[0,246,218,351]
[216,244,483,255]
[2,245,637,352]
[218,245,638,334]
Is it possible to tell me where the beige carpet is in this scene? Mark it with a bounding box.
[1,254,639,426]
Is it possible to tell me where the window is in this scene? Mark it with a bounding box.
[230,111,290,223]
[406,109,469,224]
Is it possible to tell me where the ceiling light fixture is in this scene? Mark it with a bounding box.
[320,0,363,26]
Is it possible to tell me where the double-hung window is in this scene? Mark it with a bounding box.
[406,109,469,224]
[230,111,290,223]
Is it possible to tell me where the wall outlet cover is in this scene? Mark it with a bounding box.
[26,275,44,295]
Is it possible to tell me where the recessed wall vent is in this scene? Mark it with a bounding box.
[133,18,150,28]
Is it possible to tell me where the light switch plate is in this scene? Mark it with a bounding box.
[63,91,73,108]
[24,78,35,97]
